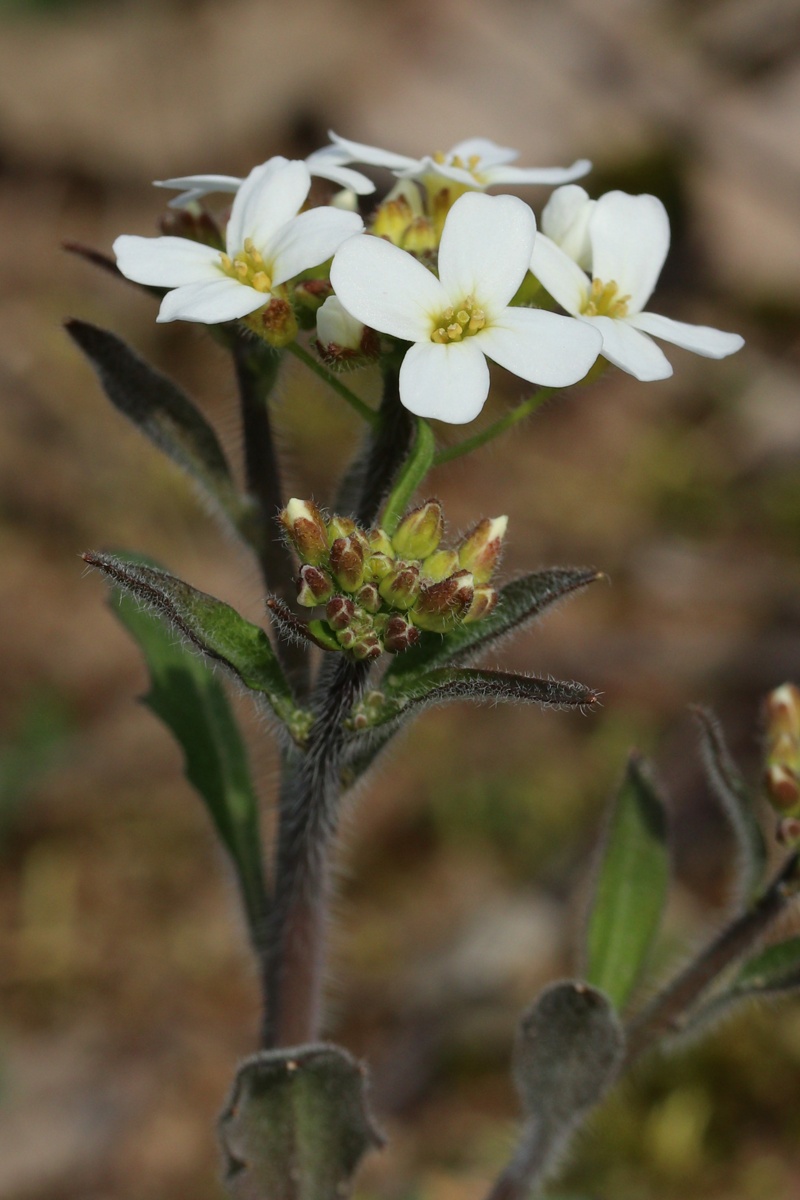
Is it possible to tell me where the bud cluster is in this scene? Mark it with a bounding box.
[279,498,507,660]
[764,683,800,845]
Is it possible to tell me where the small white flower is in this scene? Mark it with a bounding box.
[114,157,363,325]
[154,148,375,209]
[540,185,595,271]
[330,192,602,424]
[316,295,365,352]
[326,131,591,190]
[531,190,744,381]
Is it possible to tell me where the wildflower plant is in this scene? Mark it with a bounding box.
[66,128,799,1200]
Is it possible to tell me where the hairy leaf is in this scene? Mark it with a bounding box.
[693,706,766,903]
[112,587,269,949]
[382,566,601,694]
[67,320,253,540]
[586,752,670,1011]
[219,1045,383,1200]
[735,936,800,994]
[86,552,310,740]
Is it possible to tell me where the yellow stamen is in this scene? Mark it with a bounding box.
[218,242,273,295]
[430,294,487,344]
[581,277,631,318]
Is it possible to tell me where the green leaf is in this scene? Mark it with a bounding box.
[693,706,766,903]
[218,1044,383,1200]
[586,752,670,1010]
[67,320,254,541]
[112,587,269,950]
[85,551,311,742]
[734,936,800,993]
[382,567,601,694]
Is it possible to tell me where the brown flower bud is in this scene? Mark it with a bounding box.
[378,562,421,611]
[391,500,444,560]
[764,683,800,814]
[297,564,334,607]
[329,536,365,593]
[357,583,382,614]
[412,570,474,632]
[384,615,421,654]
[463,583,498,624]
[351,632,383,661]
[280,498,329,565]
[457,516,508,583]
[326,595,356,631]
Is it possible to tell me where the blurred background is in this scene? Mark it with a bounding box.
[1,0,799,1197]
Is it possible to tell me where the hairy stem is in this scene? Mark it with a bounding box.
[624,854,800,1066]
[286,340,378,426]
[379,417,436,535]
[355,362,415,526]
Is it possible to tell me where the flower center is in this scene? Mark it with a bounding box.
[581,277,631,318]
[219,237,273,293]
[433,150,484,183]
[430,296,487,344]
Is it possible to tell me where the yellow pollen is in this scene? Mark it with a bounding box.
[430,295,487,344]
[581,277,631,318]
[219,242,273,294]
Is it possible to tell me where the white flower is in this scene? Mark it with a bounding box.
[316,295,365,351]
[154,148,375,208]
[114,157,363,325]
[326,131,591,190]
[330,192,602,424]
[540,185,595,270]
[531,190,744,381]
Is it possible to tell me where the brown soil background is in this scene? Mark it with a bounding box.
[1,1,799,1197]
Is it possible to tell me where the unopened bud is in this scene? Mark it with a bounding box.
[422,549,459,582]
[764,683,800,813]
[357,583,382,613]
[384,615,421,654]
[294,277,334,316]
[365,551,395,582]
[463,583,498,624]
[767,764,800,811]
[297,564,334,607]
[245,296,298,348]
[329,536,365,592]
[777,816,800,848]
[327,514,357,544]
[367,528,394,557]
[326,595,356,631]
[378,563,421,611]
[337,627,357,650]
[392,500,444,560]
[457,516,508,583]
[280,498,329,565]
[412,570,474,632]
[351,633,383,661]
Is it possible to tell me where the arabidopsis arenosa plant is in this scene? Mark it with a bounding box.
[155,147,375,208]
[532,189,745,381]
[330,192,603,423]
[114,157,363,324]
[327,131,591,190]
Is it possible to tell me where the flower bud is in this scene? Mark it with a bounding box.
[412,570,474,632]
[326,595,356,631]
[280,498,329,565]
[316,295,364,351]
[329,536,365,593]
[371,190,418,245]
[378,563,421,611]
[367,528,394,557]
[297,564,334,607]
[357,583,382,614]
[384,615,421,654]
[422,549,459,582]
[337,627,357,650]
[245,296,298,348]
[457,516,508,584]
[764,683,800,812]
[392,500,444,560]
[351,632,383,661]
[294,277,334,316]
[365,551,395,582]
[463,583,498,624]
[327,514,357,544]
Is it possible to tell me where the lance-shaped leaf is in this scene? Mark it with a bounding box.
[112,586,269,951]
[685,937,800,1037]
[585,752,670,1011]
[382,567,601,694]
[85,552,310,741]
[219,1045,384,1200]
[67,320,255,542]
[487,982,624,1200]
[693,706,766,904]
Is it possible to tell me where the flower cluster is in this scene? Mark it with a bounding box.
[280,498,506,660]
[113,130,744,423]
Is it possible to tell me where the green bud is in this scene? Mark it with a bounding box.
[367,528,394,557]
[391,500,444,560]
[307,619,341,652]
[351,632,383,661]
[422,549,459,582]
[412,569,474,632]
[365,552,395,582]
[297,564,334,607]
[280,498,329,565]
[326,595,356,630]
[337,627,357,650]
[457,515,508,583]
[384,615,421,654]
[462,583,498,624]
[357,583,382,613]
[327,514,357,545]
[293,277,334,315]
[329,536,365,593]
[378,562,421,611]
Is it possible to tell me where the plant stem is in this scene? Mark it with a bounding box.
[286,340,378,426]
[623,853,800,1067]
[379,417,435,534]
[434,387,554,466]
[355,362,415,526]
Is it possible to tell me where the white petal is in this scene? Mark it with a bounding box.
[588,315,673,380]
[268,208,363,286]
[154,174,241,208]
[437,193,536,315]
[448,137,520,168]
[156,278,267,324]
[479,307,602,387]
[331,234,448,342]
[305,149,375,195]
[484,159,592,187]
[327,130,418,172]
[399,340,490,424]
[589,192,670,314]
[226,158,310,255]
[113,234,221,286]
[316,295,364,350]
[530,233,588,315]
[540,185,595,268]
[628,310,745,359]
[410,157,482,187]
